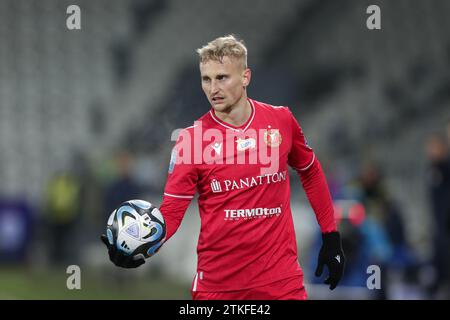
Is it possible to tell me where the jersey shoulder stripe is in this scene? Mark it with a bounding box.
[251,99,290,113]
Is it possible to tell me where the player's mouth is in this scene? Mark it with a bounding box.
[212,96,225,103]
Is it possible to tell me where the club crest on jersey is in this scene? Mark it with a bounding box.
[236,138,256,152]
[263,129,282,147]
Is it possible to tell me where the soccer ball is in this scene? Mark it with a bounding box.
[106,199,166,259]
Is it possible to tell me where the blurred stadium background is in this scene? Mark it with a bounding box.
[0,0,449,299]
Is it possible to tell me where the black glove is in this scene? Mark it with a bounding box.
[315,231,345,290]
[100,234,145,269]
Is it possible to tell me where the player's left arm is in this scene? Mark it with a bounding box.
[287,109,345,290]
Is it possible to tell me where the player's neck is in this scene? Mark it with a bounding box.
[213,95,251,128]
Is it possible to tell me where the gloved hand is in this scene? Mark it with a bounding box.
[100,234,145,269]
[315,231,345,290]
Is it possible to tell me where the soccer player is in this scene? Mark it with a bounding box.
[102,35,345,300]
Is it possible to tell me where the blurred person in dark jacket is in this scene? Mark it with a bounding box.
[425,133,450,298]
[359,163,423,296]
[102,150,144,287]
[310,163,422,299]
[104,151,142,219]
[359,164,411,258]
[44,171,80,265]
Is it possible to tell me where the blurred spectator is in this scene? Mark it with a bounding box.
[358,165,409,260]
[102,151,143,287]
[425,133,450,298]
[104,151,142,220]
[72,151,105,244]
[309,163,422,299]
[44,171,81,265]
[358,163,422,298]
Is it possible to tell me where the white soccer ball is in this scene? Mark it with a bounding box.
[106,200,166,259]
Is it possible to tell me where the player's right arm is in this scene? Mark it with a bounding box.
[159,128,198,241]
[101,129,197,268]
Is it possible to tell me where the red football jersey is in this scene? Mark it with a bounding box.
[160,98,336,292]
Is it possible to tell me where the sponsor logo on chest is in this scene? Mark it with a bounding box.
[236,138,256,152]
[210,170,287,193]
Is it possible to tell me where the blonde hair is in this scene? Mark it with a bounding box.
[196,34,248,69]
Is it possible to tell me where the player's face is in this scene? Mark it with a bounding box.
[200,57,251,112]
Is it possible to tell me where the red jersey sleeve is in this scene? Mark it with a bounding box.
[287,110,337,233]
[159,195,191,241]
[164,129,198,199]
[160,130,198,240]
[287,111,315,171]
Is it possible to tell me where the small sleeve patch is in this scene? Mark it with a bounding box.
[168,148,177,173]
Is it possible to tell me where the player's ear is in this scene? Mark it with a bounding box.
[242,68,251,87]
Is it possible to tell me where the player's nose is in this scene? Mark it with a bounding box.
[210,80,219,95]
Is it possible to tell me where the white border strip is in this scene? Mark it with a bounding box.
[163,192,194,199]
[242,99,256,132]
[295,154,316,171]
[192,272,199,292]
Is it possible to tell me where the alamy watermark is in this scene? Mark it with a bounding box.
[66,5,81,30]
[65,5,380,31]
[66,265,81,290]
[366,265,381,290]
[366,5,381,30]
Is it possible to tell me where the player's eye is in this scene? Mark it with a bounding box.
[217,75,227,80]
[202,77,210,82]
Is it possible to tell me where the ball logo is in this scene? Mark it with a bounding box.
[125,223,139,239]
[263,129,282,147]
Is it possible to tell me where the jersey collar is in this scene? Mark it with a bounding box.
[209,98,256,133]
